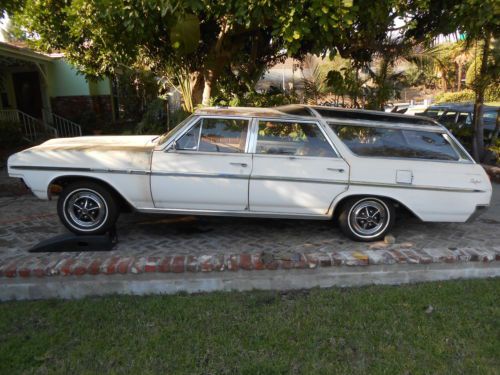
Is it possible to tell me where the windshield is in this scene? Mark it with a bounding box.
[156,115,195,145]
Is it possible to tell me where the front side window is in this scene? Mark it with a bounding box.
[331,124,461,161]
[256,120,336,157]
[157,115,194,145]
[176,117,249,153]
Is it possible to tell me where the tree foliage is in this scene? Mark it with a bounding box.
[4,0,417,111]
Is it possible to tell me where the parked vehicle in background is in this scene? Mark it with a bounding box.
[7,105,492,242]
[417,103,499,145]
[384,103,430,116]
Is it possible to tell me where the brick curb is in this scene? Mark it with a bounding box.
[1,247,499,279]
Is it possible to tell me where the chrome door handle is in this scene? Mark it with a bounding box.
[230,162,248,167]
[327,168,345,173]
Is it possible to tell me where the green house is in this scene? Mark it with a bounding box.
[0,41,115,141]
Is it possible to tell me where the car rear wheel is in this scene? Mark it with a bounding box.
[57,181,119,235]
[338,197,394,242]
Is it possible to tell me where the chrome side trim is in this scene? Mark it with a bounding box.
[10,165,486,193]
[151,171,249,179]
[10,165,151,175]
[137,207,330,220]
[350,180,485,193]
[251,175,347,185]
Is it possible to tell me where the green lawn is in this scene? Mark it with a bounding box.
[1,279,499,375]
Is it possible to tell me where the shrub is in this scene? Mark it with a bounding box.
[135,99,190,135]
[213,87,299,108]
[135,99,168,135]
[0,120,24,148]
[434,87,500,104]
[434,90,475,104]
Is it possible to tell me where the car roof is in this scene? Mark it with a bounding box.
[195,104,450,131]
[307,105,439,126]
[196,105,441,128]
[195,106,287,118]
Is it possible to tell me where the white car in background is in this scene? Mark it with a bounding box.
[7,105,492,241]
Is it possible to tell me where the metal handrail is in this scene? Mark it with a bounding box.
[43,109,82,138]
[0,109,57,143]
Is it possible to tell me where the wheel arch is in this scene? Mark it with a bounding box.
[331,193,422,221]
[48,174,134,212]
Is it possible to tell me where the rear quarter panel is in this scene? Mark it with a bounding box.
[337,155,492,222]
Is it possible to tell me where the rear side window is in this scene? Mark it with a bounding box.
[176,117,249,153]
[256,120,336,157]
[331,124,461,161]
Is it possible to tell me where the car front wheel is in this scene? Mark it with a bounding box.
[338,197,395,242]
[57,181,119,235]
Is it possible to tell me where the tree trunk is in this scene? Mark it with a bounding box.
[202,70,214,106]
[190,73,204,109]
[471,34,490,162]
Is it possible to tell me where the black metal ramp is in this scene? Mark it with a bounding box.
[28,228,117,253]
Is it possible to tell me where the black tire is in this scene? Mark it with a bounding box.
[338,197,395,242]
[57,181,119,235]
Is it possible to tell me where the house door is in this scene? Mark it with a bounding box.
[12,72,43,119]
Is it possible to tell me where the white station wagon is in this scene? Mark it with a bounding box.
[7,105,492,241]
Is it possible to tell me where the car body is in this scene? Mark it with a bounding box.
[7,105,492,241]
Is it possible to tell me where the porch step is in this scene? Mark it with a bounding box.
[0,109,82,144]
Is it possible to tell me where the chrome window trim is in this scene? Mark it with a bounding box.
[328,122,473,164]
[251,117,340,158]
[326,119,445,132]
[160,115,253,152]
[158,115,200,151]
[443,131,475,163]
[247,117,259,154]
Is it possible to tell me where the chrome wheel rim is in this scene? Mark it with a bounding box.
[64,189,107,229]
[349,199,388,237]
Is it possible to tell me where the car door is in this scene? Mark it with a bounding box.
[249,118,349,215]
[151,116,252,211]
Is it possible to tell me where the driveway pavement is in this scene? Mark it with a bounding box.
[1,178,499,300]
[1,183,499,261]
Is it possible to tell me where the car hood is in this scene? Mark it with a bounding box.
[28,135,159,152]
[8,135,159,174]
